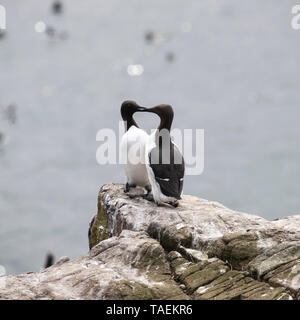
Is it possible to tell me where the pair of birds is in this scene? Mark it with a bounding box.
[120,100,185,207]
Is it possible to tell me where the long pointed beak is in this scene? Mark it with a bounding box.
[136,106,148,112]
[142,107,156,114]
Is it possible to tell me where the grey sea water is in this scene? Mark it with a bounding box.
[0,0,299,274]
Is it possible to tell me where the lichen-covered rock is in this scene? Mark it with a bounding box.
[88,183,300,299]
[88,205,108,249]
[167,251,292,300]
[90,184,270,249]
[194,274,291,300]
[263,259,300,295]
[182,259,230,293]
[248,243,300,280]
[0,231,189,300]
[0,183,299,300]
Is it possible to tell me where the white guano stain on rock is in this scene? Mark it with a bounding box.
[1,184,299,300]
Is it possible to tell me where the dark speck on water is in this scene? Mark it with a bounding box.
[144,30,155,44]
[0,103,17,124]
[6,104,17,125]
[0,132,4,145]
[0,30,6,39]
[52,1,63,14]
[46,26,56,37]
[165,52,175,62]
[44,25,68,40]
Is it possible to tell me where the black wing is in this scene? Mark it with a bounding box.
[149,142,184,199]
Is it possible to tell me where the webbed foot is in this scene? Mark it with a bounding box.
[167,198,179,207]
[124,182,136,193]
[124,183,130,193]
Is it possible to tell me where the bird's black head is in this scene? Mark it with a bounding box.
[121,100,147,120]
[121,100,147,130]
[146,104,174,131]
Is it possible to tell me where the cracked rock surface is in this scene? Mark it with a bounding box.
[0,183,299,300]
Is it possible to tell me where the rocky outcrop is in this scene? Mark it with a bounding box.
[0,231,188,300]
[0,183,299,300]
[89,184,300,300]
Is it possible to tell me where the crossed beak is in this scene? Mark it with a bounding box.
[136,106,148,112]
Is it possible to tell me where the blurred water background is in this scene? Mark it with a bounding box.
[0,0,299,274]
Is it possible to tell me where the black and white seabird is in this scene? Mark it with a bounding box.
[145,104,184,206]
[44,252,55,268]
[120,100,151,194]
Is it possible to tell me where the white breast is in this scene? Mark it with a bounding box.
[145,130,166,204]
[120,126,150,187]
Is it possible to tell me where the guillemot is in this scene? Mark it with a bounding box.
[120,100,151,194]
[145,104,185,207]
